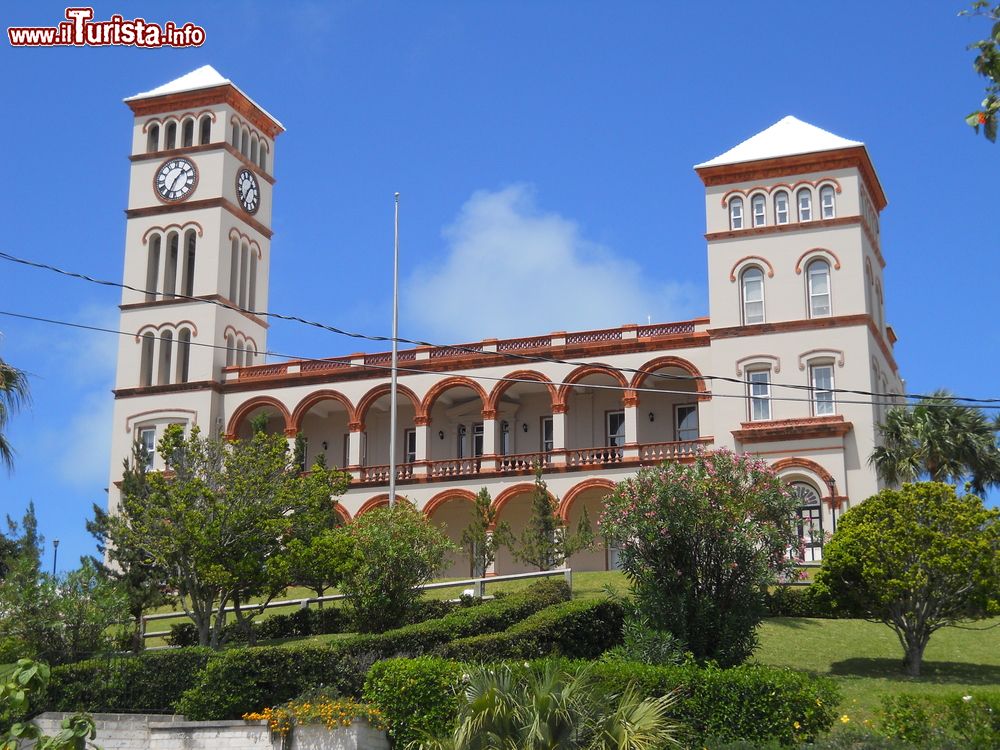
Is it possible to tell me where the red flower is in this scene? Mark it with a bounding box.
[978,112,988,125]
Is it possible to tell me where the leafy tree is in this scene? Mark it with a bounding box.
[963,1,1000,141]
[415,662,681,750]
[459,488,513,577]
[813,482,1000,677]
[105,425,346,648]
[601,450,799,666]
[869,390,1000,493]
[0,556,128,665]
[267,528,353,604]
[0,357,29,473]
[339,502,454,632]
[511,468,593,571]
[0,659,98,749]
[1,503,42,580]
[87,440,169,651]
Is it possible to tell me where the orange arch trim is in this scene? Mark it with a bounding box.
[421,376,490,420]
[225,396,292,437]
[291,390,357,430]
[142,222,204,245]
[556,365,629,406]
[487,370,557,412]
[356,494,410,517]
[558,478,616,521]
[333,503,352,524]
[729,255,775,282]
[795,248,842,275]
[770,457,834,487]
[356,382,421,424]
[493,482,555,519]
[424,488,478,518]
[629,355,707,394]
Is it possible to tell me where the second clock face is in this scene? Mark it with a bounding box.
[235,168,260,215]
[155,158,197,202]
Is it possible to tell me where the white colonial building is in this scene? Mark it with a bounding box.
[107,67,904,576]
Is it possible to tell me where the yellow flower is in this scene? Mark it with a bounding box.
[840,715,850,724]
[792,721,800,730]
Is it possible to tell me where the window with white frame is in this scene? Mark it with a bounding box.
[741,266,765,324]
[729,197,744,230]
[810,363,835,416]
[820,185,836,219]
[675,404,699,441]
[540,416,554,452]
[807,259,831,318]
[139,427,156,470]
[774,190,789,224]
[797,188,812,222]
[403,428,416,463]
[751,194,766,227]
[472,422,484,457]
[748,368,772,421]
[606,411,626,447]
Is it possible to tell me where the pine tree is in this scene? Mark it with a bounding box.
[511,467,593,571]
[459,488,513,577]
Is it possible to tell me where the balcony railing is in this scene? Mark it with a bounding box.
[349,437,713,487]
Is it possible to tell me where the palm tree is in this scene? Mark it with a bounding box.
[413,662,681,750]
[0,358,30,472]
[869,389,1000,494]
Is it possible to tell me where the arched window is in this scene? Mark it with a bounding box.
[229,238,240,301]
[797,188,812,222]
[238,241,249,308]
[231,122,239,147]
[259,143,268,172]
[740,266,765,324]
[250,135,259,165]
[790,482,824,562]
[163,232,179,297]
[240,127,250,157]
[806,259,831,318]
[164,121,177,150]
[248,252,258,310]
[139,332,155,387]
[226,334,235,366]
[751,194,766,227]
[181,118,194,148]
[864,264,873,315]
[157,330,173,385]
[145,234,161,302]
[245,344,255,367]
[146,124,159,154]
[182,230,197,297]
[875,281,884,331]
[199,115,212,145]
[236,340,245,367]
[729,197,744,230]
[820,185,836,219]
[176,328,192,384]
[774,190,789,225]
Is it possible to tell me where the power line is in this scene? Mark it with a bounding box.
[2,249,996,406]
[0,308,936,409]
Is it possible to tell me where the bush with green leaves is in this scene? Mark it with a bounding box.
[1,659,98,749]
[763,585,844,619]
[363,657,464,749]
[602,613,692,666]
[601,450,799,666]
[339,502,455,633]
[813,482,1000,676]
[877,691,1000,749]
[438,597,624,661]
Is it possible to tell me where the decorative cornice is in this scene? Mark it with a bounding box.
[126,84,284,138]
[706,215,861,242]
[120,294,270,329]
[733,415,853,443]
[709,313,870,340]
[129,142,276,184]
[125,197,273,239]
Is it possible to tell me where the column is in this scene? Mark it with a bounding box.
[622,393,640,460]
[481,409,497,471]
[551,403,567,466]
[414,415,430,477]
[347,421,364,479]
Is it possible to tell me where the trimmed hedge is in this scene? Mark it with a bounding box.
[438,598,625,661]
[363,657,463,749]
[763,586,843,619]
[175,580,569,720]
[44,648,213,714]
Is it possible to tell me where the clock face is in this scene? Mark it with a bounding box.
[154,158,197,202]
[235,168,260,215]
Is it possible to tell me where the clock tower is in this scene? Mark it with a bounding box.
[107,66,282,510]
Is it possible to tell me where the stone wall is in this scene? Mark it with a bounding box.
[31,713,389,750]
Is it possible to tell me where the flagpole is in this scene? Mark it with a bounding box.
[388,192,400,508]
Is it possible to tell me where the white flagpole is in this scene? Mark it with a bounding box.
[388,192,401,508]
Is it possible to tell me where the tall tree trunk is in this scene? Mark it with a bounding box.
[903,629,929,677]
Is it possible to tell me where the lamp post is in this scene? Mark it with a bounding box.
[825,476,838,533]
[52,539,59,578]
[388,193,400,508]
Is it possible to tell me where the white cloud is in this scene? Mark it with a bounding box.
[403,185,702,342]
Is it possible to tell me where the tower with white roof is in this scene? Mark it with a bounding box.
[107,66,282,509]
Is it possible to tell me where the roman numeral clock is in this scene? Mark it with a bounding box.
[154,157,198,201]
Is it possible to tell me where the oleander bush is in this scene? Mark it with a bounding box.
[438,597,624,661]
[363,657,464,749]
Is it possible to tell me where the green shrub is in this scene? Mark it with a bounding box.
[602,613,692,666]
[763,586,843,619]
[584,659,840,746]
[878,692,1000,749]
[45,648,212,713]
[363,656,463,749]
[438,598,624,661]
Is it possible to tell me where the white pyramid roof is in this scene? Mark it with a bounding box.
[124,65,282,129]
[695,116,862,168]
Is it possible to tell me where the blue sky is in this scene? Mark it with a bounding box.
[1,1,997,570]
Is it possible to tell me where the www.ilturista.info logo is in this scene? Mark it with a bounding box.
[8,7,205,47]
